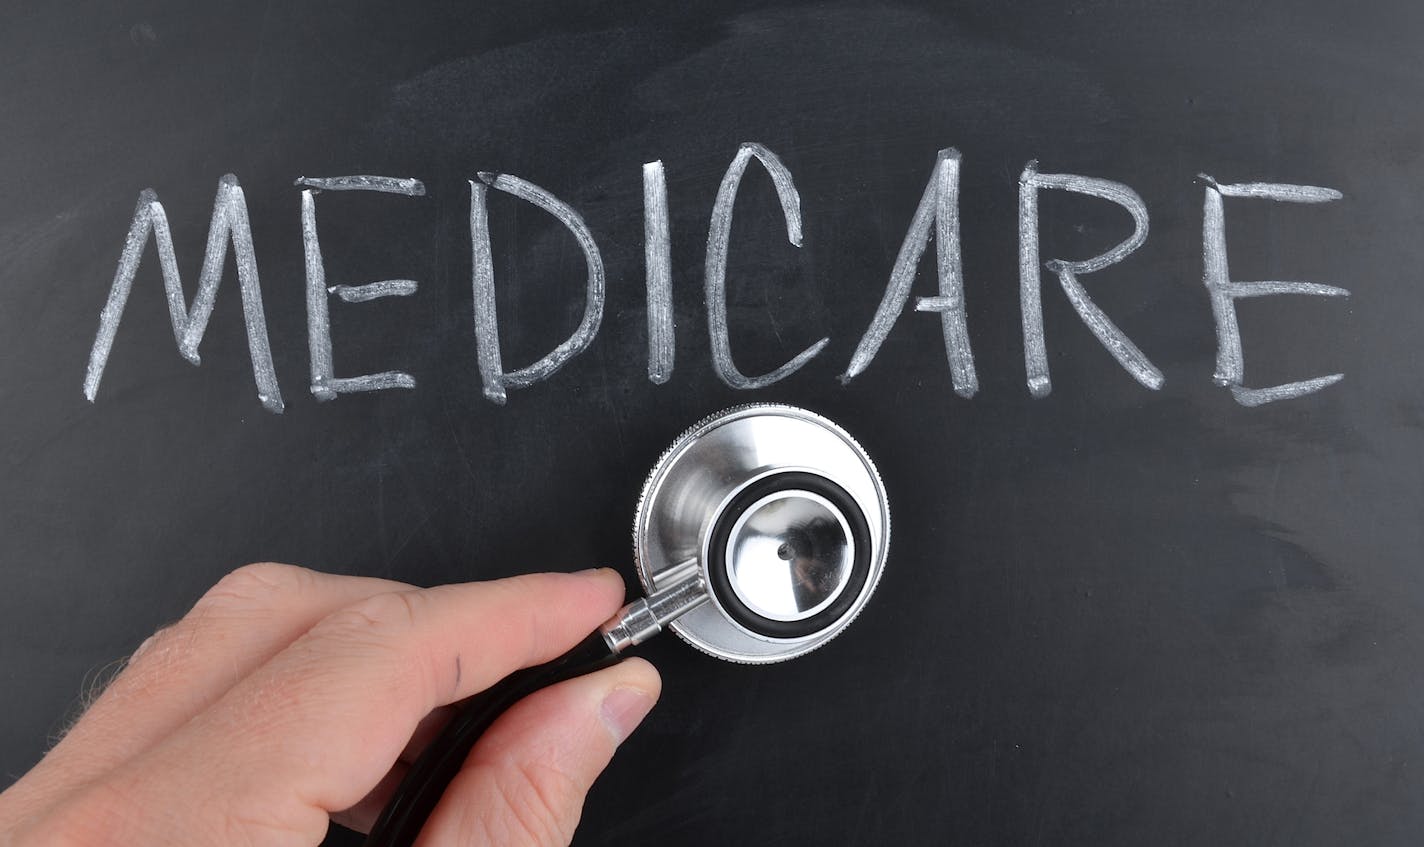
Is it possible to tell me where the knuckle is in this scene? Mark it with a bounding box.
[126,563,310,678]
[196,562,309,614]
[126,622,181,667]
[311,590,423,647]
[296,590,436,704]
[490,758,583,847]
[113,622,187,693]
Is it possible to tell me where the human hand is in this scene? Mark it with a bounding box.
[0,564,660,846]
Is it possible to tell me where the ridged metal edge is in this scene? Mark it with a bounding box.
[630,402,891,665]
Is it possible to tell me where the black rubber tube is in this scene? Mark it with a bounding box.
[363,631,622,847]
[706,471,872,639]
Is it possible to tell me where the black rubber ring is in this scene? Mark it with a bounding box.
[707,471,871,639]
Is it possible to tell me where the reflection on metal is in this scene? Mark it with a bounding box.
[633,404,890,664]
[725,489,855,622]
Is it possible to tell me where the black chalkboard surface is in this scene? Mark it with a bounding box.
[4,2,1422,844]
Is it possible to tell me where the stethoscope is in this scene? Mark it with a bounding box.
[367,404,890,846]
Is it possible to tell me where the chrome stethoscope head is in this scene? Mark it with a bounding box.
[611,403,890,663]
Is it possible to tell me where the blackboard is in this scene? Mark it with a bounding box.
[4,2,1423,844]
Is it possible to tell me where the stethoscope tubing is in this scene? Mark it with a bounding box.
[364,577,706,847]
[363,630,623,847]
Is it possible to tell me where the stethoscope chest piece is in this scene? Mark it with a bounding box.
[634,404,890,663]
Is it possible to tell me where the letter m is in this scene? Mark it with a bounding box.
[83,174,284,412]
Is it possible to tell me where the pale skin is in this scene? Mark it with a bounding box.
[0,564,661,846]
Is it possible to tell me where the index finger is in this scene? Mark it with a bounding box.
[109,568,628,843]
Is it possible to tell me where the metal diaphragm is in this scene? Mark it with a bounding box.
[633,404,889,664]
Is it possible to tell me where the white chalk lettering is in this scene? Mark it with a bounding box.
[300,180,424,401]
[1200,175,1348,406]
[295,175,426,196]
[470,172,606,405]
[78,160,1362,414]
[1019,161,1163,398]
[705,143,829,390]
[83,175,284,413]
[643,160,674,385]
[842,148,977,397]
[331,281,419,303]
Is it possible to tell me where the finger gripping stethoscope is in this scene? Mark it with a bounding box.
[366,404,890,847]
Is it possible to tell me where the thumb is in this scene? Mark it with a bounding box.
[416,658,661,846]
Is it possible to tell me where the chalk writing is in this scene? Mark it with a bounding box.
[643,161,675,385]
[301,180,424,401]
[81,147,1351,412]
[331,281,419,303]
[1200,175,1348,406]
[1019,162,1163,398]
[84,174,284,413]
[705,143,829,390]
[843,148,977,397]
[470,172,606,405]
[295,175,426,196]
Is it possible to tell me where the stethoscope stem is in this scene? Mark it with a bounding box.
[599,558,709,652]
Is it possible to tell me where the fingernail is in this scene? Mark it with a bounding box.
[601,686,656,744]
[574,567,611,576]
